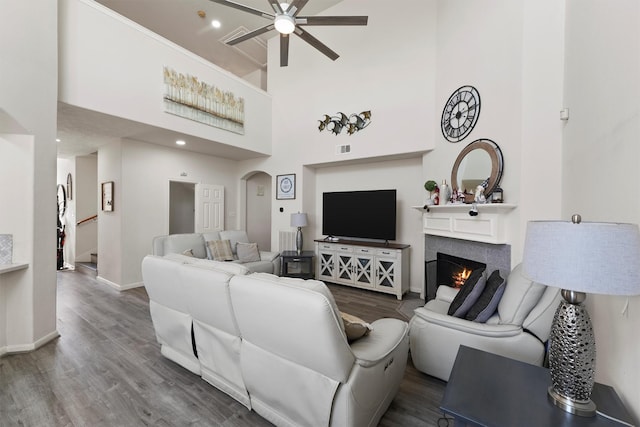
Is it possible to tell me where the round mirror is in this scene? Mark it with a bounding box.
[451,139,503,200]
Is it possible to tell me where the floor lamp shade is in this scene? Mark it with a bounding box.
[291,212,308,254]
[522,216,640,416]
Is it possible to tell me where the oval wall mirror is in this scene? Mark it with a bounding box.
[451,138,503,200]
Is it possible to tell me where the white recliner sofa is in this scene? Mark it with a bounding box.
[409,264,561,381]
[141,255,410,426]
[152,230,280,275]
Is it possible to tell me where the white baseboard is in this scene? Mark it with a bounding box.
[97,275,143,291]
[4,329,60,354]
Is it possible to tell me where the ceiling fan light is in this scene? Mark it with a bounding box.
[274,14,295,34]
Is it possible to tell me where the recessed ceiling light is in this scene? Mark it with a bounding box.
[211,19,221,29]
[176,140,186,146]
[56,138,61,142]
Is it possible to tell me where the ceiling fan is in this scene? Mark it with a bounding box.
[210,0,368,66]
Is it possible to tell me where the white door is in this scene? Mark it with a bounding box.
[195,184,224,233]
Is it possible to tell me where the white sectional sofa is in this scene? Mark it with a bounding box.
[141,255,410,427]
[152,230,280,275]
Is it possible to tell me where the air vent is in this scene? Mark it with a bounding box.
[221,27,267,67]
[335,144,351,155]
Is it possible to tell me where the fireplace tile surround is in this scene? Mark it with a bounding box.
[425,235,511,301]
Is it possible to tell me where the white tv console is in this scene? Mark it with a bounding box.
[315,239,410,300]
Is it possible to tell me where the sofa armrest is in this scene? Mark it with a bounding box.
[413,306,522,338]
[349,318,409,368]
[436,285,459,303]
[259,251,280,262]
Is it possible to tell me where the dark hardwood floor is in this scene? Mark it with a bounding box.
[0,269,451,426]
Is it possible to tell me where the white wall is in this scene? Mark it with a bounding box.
[0,0,58,352]
[425,0,565,266]
[563,0,640,419]
[246,172,272,251]
[113,139,240,288]
[75,154,98,262]
[58,0,272,155]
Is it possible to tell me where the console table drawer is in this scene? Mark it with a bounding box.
[375,249,397,258]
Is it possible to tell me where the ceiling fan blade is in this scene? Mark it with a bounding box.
[268,0,283,14]
[295,27,339,61]
[289,0,310,16]
[280,34,290,67]
[208,0,274,19]
[298,16,368,26]
[225,24,274,45]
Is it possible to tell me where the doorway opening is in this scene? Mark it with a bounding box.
[169,181,195,234]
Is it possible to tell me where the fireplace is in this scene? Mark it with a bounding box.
[436,253,487,289]
[424,235,511,301]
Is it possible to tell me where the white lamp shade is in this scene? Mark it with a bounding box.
[291,212,308,228]
[522,220,640,295]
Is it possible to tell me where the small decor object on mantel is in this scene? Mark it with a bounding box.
[491,186,504,203]
[318,111,371,135]
[441,85,481,143]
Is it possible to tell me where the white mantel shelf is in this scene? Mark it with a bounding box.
[411,203,517,244]
[0,263,28,275]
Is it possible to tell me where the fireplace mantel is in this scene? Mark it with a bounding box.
[412,203,517,244]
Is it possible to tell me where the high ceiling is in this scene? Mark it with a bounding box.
[57,0,344,159]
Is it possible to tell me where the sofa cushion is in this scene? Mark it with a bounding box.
[340,312,372,342]
[191,258,250,276]
[498,263,546,325]
[237,242,261,262]
[207,240,235,261]
[219,230,250,255]
[161,233,207,259]
[447,268,486,318]
[465,270,507,323]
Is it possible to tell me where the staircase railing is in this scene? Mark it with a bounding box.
[77,214,98,226]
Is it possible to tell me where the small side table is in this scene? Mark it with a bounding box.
[280,251,315,279]
[441,346,635,426]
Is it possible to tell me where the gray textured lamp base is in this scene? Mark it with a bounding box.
[548,386,596,417]
[547,290,597,417]
[295,227,303,255]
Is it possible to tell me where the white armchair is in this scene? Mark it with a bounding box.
[409,264,561,381]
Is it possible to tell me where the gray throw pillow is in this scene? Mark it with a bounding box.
[447,268,487,318]
[236,242,261,262]
[466,270,506,322]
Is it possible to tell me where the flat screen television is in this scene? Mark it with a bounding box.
[322,189,397,241]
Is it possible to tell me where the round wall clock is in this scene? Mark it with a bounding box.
[441,85,481,143]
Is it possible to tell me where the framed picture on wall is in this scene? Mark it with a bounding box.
[276,174,296,200]
[102,181,114,211]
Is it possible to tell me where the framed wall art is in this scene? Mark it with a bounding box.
[276,174,296,200]
[102,181,114,212]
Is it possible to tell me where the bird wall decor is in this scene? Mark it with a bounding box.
[318,111,371,135]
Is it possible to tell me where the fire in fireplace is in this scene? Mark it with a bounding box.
[425,253,487,300]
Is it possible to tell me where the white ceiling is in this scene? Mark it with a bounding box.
[57,0,344,159]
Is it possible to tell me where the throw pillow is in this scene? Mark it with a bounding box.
[340,312,372,342]
[206,239,234,261]
[182,249,195,257]
[236,242,261,262]
[466,270,507,322]
[447,268,487,318]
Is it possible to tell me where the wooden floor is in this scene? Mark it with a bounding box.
[0,269,452,427]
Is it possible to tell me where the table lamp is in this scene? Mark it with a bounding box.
[290,212,308,255]
[522,214,640,417]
